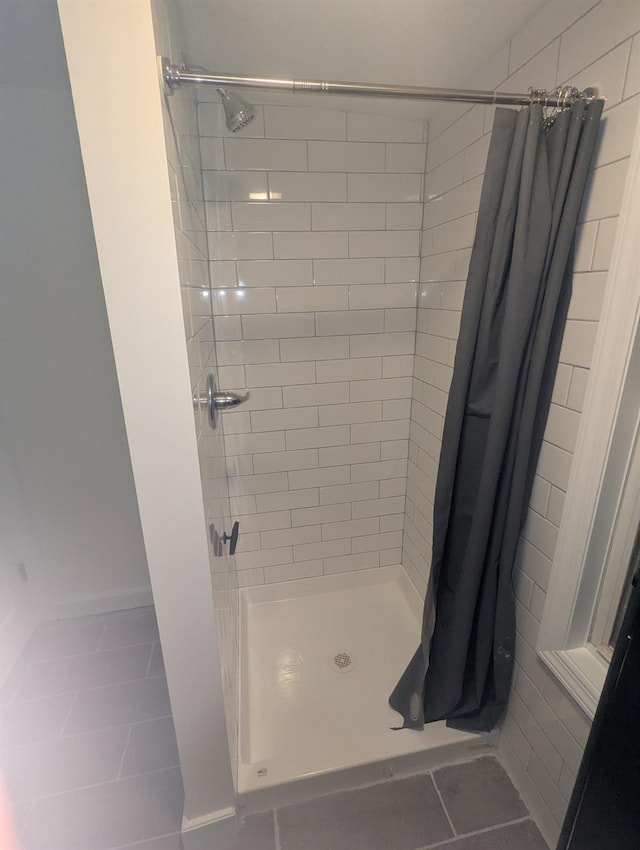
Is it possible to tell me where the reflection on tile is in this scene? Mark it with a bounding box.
[433,757,528,834]
[22,767,184,850]
[63,676,171,734]
[17,644,153,700]
[120,717,180,777]
[277,774,452,850]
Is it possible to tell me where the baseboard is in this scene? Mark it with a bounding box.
[55,586,154,618]
[181,807,236,850]
[498,733,561,849]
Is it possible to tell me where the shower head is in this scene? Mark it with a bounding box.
[217,88,255,133]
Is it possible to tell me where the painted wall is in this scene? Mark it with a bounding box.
[201,99,424,586]
[57,0,236,834]
[0,0,149,664]
[405,0,640,843]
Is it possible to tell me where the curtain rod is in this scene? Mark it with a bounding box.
[161,58,597,109]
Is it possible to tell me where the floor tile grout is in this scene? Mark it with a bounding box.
[430,770,458,838]
[416,815,537,849]
[7,671,169,704]
[273,808,282,850]
[116,724,134,780]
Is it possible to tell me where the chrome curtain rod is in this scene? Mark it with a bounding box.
[161,58,597,108]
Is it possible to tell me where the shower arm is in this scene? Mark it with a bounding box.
[161,58,598,109]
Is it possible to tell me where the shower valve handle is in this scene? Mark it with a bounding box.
[221,521,240,556]
[212,389,250,411]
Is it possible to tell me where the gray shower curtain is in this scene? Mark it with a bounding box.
[390,98,603,733]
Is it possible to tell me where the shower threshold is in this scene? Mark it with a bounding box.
[238,565,492,809]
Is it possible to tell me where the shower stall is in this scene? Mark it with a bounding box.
[57,1,638,847]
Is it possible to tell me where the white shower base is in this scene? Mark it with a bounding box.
[238,565,489,806]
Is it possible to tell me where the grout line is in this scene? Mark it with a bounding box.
[59,690,80,738]
[116,724,133,780]
[430,771,457,837]
[273,809,282,850]
[418,815,535,850]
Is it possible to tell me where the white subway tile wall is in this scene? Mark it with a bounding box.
[199,100,424,588]
[409,1,640,843]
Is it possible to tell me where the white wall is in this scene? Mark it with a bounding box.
[0,0,150,670]
[405,0,640,843]
[56,0,236,838]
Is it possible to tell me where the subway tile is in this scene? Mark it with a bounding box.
[352,459,408,482]
[351,419,410,443]
[316,310,385,336]
[224,138,307,171]
[383,355,415,378]
[324,552,380,574]
[350,230,420,258]
[381,439,409,460]
[319,443,380,467]
[573,221,598,271]
[625,35,640,98]
[237,568,266,587]
[385,308,417,332]
[269,172,347,202]
[567,366,590,412]
[204,201,233,231]
[283,382,350,408]
[253,449,318,474]
[256,489,319,512]
[352,496,406,518]
[591,217,618,270]
[236,511,291,533]
[213,287,276,315]
[203,170,268,202]
[380,514,404,531]
[592,95,640,167]
[580,159,630,223]
[316,357,382,382]
[350,332,415,357]
[274,231,349,259]
[227,472,289,496]
[208,231,273,260]
[557,1,640,82]
[277,285,349,312]
[213,315,242,341]
[224,432,285,456]
[312,202,385,231]
[242,312,314,339]
[322,517,379,541]
[385,143,426,173]
[308,141,385,172]
[386,257,420,283]
[350,377,413,401]
[231,202,311,231]
[319,401,382,427]
[245,361,316,387]
[386,203,423,230]
[286,425,350,450]
[288,465,350,489]
[293,538,350,562]
[251,407,318,432]
[320,482,380,505]
[347,113,424,142]
[261,525,321,549]
[314,258,385,285]
[349,283,417,309]
[348,173,422,202]
[264,106,346,140]
[523,509,559,561]
[199,137,225,169]
[352,531,403,553]
[237,259,313,288]
[215,339,279,367]
[559,320,598,368]
[209,260,238,288]
[568,272,607,321]
[292,504,351,527]
[281,336,350,362]
[264,560,324,583]
[380,548,402,566]
[234,546,293,570]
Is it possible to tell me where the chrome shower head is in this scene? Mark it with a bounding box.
[217,88,255,133]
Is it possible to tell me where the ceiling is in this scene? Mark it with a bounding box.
[172,0,550,118]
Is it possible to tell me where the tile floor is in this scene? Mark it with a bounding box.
[0,607,183,850]
[1,608,548,850]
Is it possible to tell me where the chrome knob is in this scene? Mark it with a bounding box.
[193,373,250,430]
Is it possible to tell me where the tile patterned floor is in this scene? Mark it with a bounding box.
[0,607,183,850]
[1,608,549,850]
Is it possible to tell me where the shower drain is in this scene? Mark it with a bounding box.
[331,650,355,672]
